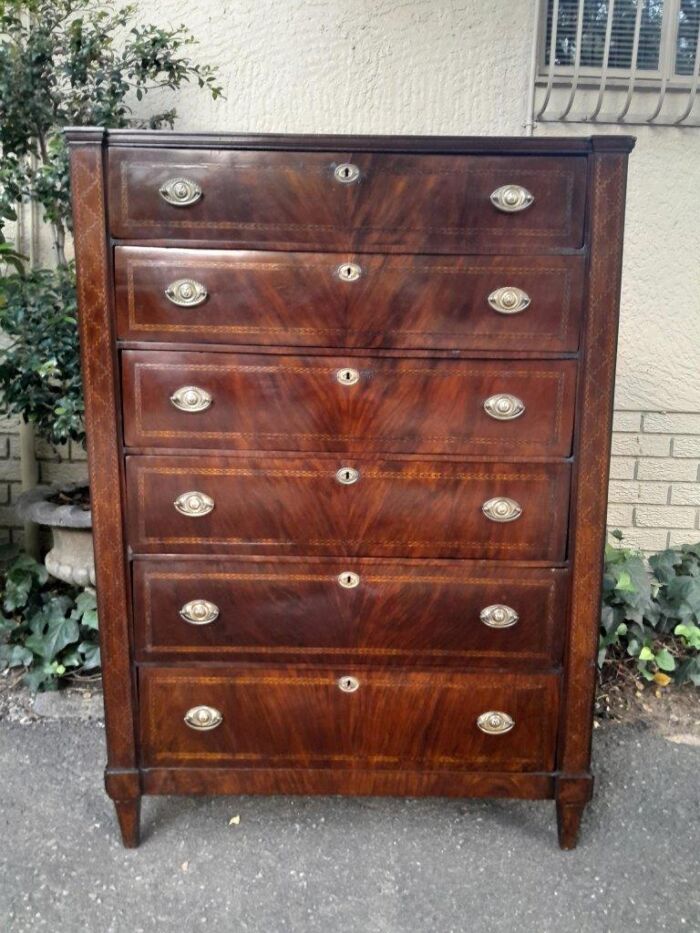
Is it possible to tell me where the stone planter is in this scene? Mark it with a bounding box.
[15,483,94,587]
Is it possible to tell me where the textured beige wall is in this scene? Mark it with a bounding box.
[2,0,699,551]
[134,0,700,413]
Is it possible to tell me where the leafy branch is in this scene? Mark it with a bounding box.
[0,0,222,448]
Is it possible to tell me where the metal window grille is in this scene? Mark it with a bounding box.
[535,0,700,125]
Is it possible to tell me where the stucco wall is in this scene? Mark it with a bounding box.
[2,0,698,552]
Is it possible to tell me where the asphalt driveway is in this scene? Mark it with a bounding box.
[1,717,698,933]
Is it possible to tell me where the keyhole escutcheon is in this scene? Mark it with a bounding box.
[336,467,360,485]
[338,571,360,589]
[336,367,360,386]
[334,162,360,184]
[336,262,362,282]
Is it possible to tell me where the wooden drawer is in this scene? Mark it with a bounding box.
[125,455,571,560]
[139,666,560,771]
[133,558,568,666]
[114,247,586,353]
[108,149,586,251]
[122,351,577,457]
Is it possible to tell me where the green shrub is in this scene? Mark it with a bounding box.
[0,264,84,447]
[0,553,99,691]
[0,0,222,449]
[600,532,700,687]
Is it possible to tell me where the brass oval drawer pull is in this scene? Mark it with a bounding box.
[165,279,208,307]
[338,675,360,693]
[338,571,360,589]
[490,184,534,213]
[488,286,531,315]
[334,162,360,184]
[336,466,360,485]
[170,386,212,413]
[480,604,519,628]
[477,711,514,735]
[180,599,220,625]
[482,497,522,523]
[336,367,360,386]
[174,491,215,517]
[159,177,202,207]
[336,262,362,282]
[184,705,223,731]
[483,393,525,421]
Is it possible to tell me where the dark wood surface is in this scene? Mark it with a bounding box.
[140,767,556,799]
[108,149,587,251]
[67,129,634,850]
[67,126,635,154]
[125,454,571,559]
[68,139,139,822]
[555,149,632,847]
[139,666,560,772]
[132,557,568,666]
[114,247,586,352]
[121,350,577,456]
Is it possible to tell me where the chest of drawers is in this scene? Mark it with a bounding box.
[67,130,634,849]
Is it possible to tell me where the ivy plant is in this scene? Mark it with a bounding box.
[600,533,700,687]
[0,552,99,691]
[0,0,221,448]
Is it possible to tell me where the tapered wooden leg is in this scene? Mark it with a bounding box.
[555,774,592,850]
[556,799,586,850]
[114,798,141,848]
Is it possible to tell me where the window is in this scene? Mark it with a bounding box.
[544,0,666,74]
[535,0,700,124]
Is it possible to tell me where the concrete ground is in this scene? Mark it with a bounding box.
[1,715,698,933]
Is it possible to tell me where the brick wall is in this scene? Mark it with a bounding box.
[609,411,700,554]
[0,415,88,547]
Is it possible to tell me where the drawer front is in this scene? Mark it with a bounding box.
[125,455,570,559]
[139,666,560,771]
[133,559,568,666]
[109,149,586,251]
[122,351,577,457]
[114,247,585,353]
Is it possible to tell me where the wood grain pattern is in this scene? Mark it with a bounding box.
[125,455,571,559]
[115,247,585,352]
[108,149,587,251]
[141,768,555,799]
[132,557,568,666]
[139,666,560,772]
[556,153,631,809]
[69,127,635,154]
[67,135,138,798]
[122,350,577,456]
[67,128,634,849]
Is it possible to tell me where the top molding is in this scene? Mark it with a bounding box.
[64,127,636,155]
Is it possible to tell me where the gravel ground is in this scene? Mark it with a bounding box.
[0,714,698,933]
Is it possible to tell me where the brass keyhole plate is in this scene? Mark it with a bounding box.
[338,571,360,589]
[336,467,360,485]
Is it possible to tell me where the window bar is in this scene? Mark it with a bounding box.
[645,0,679,122]
[536,0,560,120]
[617,0,646,121]
[673,24,700,124]
[556,0,587,120]
[590,0,617,121]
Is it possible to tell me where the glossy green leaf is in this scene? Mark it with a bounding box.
[654,648,676,672]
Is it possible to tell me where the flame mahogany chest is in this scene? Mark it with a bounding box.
[67,129,634,848]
